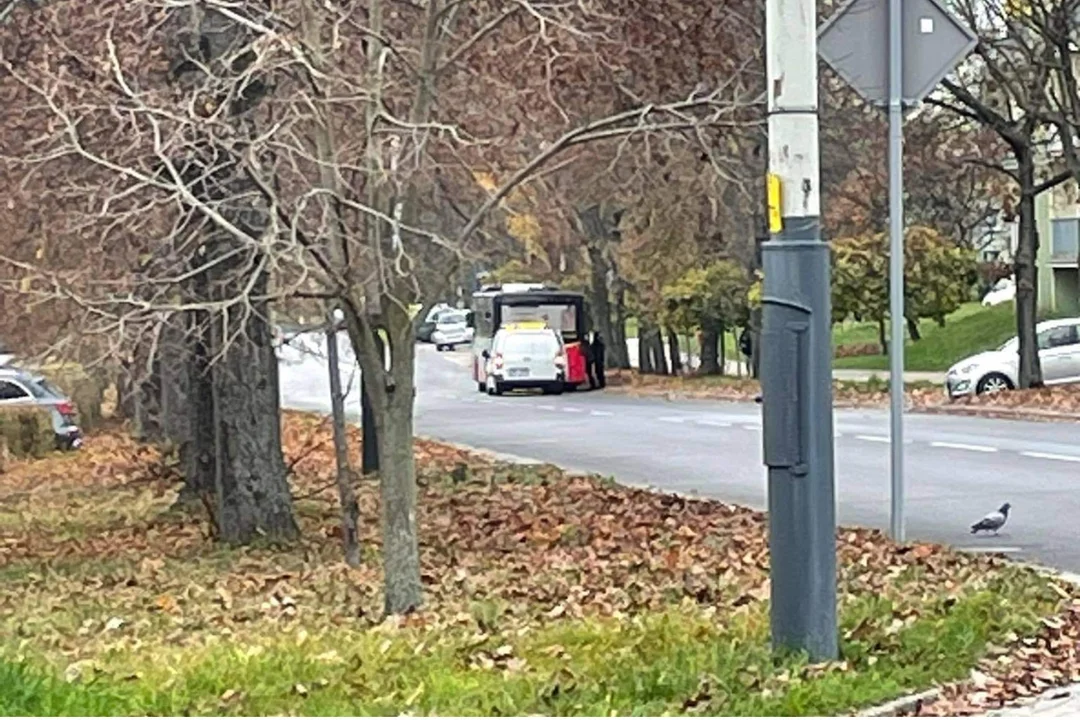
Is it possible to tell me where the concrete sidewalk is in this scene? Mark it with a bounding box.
[832,368,946,384]
[984,685,1080,716]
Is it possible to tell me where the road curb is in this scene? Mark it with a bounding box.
[858,688,941,717]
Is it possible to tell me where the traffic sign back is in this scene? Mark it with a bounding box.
[818,0,977,106]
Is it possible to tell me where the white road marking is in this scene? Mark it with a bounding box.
[1021,451,1080,464]
[957,546,1022,554]
[659,416,686,424]
[590,410,614,417]
[696,419,731,427]
[742,424,761,432]
[562,407,584,413]
[536,405,556,411]
[930,441,998,453]
[855,434,890,443]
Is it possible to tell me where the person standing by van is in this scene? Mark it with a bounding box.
[591,331,606,389]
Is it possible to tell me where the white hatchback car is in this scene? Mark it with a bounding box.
[482,328,566,395]
[946,317,1080,397]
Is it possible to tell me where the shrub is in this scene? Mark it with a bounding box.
[0,406,55,459]
[39,365,108,432]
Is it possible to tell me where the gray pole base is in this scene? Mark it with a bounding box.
[760,216,838,661]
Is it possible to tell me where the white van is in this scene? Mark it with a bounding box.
[481,327,565,395]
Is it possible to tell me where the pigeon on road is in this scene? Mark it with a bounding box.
[970,503,1011,535]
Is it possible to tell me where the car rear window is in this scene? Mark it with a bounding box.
[27,377,63,399]
[439,313,466,325]
[502,333,558,355]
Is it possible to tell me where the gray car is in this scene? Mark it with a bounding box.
[0,366,82,449]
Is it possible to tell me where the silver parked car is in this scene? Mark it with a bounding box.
[0,366,82,449]
[946,317,1080,398]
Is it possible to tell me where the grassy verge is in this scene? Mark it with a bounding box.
[0,413,1069,715]
[628,302,1015,373]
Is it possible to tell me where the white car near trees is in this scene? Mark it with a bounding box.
[946,317,1080,397]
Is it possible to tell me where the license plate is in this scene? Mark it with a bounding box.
[508,368,529,378]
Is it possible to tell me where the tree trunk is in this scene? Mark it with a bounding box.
[1015,152,1044,388]
[609,281,631,369]
[666,328,682,375]
[179,314,216,507]
[375,305,423,615]
[906,317,921,342]
[719,324,726,375]
[159,314,191,449]
[131,350,162,442]
[326,316,361,568]
[211,297,299,544]
[361,344,380,476]
[700,324,721,375]
[585,245,615,354]
[877,317,888,356]
[651,327,669,375]
[639,324,655,374]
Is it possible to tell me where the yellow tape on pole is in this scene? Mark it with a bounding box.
[767,173,783,233]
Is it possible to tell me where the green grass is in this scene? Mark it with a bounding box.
[833,302,1024,372]
[0,571,1058,716]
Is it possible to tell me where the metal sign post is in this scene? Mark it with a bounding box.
[818,0,976,542]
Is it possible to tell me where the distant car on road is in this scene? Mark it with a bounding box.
[0,366,82,449]
[946,317,1080,397]
[432,310,474,351]
[481,326,566,395]
[981,277,1016,307]
[416,304,454,343]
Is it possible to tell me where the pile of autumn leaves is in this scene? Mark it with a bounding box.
[1,411,1079,715]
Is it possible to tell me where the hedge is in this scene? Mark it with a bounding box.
[0,405,55,460]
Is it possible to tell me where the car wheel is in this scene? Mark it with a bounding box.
[544,383,563,396]
[447,344,456,351]
[976,372,1013,395]
[477,381,486,393]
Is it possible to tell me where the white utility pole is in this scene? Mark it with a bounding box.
[761,0,838,660]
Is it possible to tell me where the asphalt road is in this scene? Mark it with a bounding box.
[278,337,1080,572]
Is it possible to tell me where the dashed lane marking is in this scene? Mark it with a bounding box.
[1020,451,1080,463]
[695,419,731,427]
[855,434,889,443]
[658,416,686,424]
[590,410,614,417]
[930,441,998,453]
